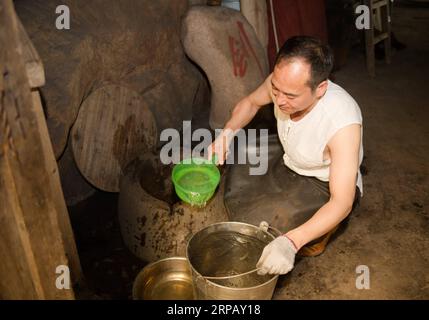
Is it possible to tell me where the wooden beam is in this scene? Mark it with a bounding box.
[16,5,81,281]
[0,0,77,299]
[16,14,45,88]
[32,89,83,287]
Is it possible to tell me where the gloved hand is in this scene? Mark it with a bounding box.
[256,235,297,275]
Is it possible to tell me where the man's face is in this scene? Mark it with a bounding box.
[271,59,326,115]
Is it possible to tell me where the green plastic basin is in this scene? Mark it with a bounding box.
[172,156,220,207]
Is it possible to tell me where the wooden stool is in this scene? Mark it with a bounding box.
[364,0,391,77]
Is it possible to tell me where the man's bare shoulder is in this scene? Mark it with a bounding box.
[327,123,361,151]
[248,73,274,107]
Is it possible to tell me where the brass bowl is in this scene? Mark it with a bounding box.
[132,257,195,300]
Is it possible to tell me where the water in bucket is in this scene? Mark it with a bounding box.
[189,230,272,288]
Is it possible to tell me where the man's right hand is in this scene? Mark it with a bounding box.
[206,75,273,165]
[208,129,235,165]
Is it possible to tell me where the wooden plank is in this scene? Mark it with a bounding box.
[32,90,82,285]
[0,162,43,299]
[0,0,75,299]
[16,14,45,88]
[364,0,376,77]
[381,1,392,64]
[71,84,157,192]
[372,0,388,10]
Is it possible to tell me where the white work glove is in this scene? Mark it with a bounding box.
[256,235,297,275]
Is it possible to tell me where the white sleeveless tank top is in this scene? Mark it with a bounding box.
[272,80,364,194]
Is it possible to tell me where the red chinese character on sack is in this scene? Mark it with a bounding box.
[229,34,248,77]
[228,21,264,78]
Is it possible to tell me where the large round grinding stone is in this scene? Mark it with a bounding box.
[71,84,157,192]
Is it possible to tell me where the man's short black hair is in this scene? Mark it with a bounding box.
[274,36,334,91]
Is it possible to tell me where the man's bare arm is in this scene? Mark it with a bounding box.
[223,74,273,132]
[285,124,361,250]
[209,74,273,163]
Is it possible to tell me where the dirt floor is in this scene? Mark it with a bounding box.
[71,2,428,299]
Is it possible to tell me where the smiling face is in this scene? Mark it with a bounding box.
[271,58,328,117]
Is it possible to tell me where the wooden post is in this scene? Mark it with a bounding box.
[364,0,376,77]
[381,0,392,65]
[0,0,81,299]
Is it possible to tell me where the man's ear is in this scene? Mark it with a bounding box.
[315,80,328,98]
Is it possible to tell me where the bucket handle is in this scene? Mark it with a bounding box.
[203,267,261,280]
[259,221,283,238]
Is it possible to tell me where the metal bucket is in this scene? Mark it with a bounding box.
[132,257,195,300]
[186,221,278,300]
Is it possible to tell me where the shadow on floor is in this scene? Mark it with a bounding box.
[69,191,146,300]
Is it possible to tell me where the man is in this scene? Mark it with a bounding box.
[208,36,363,276]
